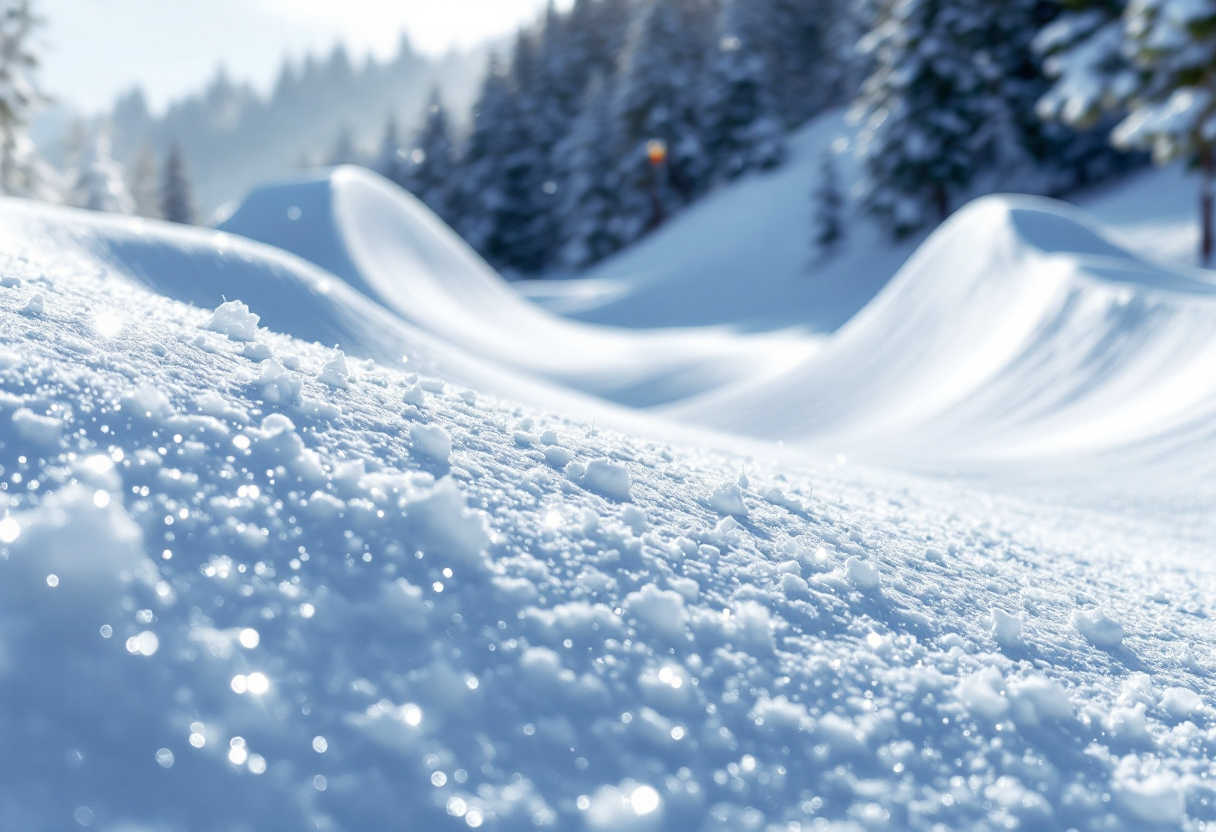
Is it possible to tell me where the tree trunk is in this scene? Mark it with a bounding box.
[1203,147,1214,267]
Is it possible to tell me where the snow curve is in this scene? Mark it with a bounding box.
[673,195,1216,474]
[219,166,817,408]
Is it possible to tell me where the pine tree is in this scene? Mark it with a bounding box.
[127,142,160,219]
[160,143,197,224]
[0,0,55,199]
[372,115,407,187]
[555,75,627,268]
[1035,0,1133,128]
[453,35,554,275]
[70,124,134,214]
[699,2,786,181]
[402,91,457,223]
[855,0,1047,236]
[1111,0,1216,263]
[613,0,719,242]
[813,147,845,253]
[452,56,516,262]
[727,0,856,129]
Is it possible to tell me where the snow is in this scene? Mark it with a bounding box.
[5,127,1216,832]
[206,299,261,342]
[218,165,819,409]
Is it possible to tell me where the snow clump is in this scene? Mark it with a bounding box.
[11,408,63,447]
[410,423,452,464]
[708,481,748,516]
[317,351,350,389]
[845,555,881,590]
[569,457,632,501]
[1074,606,1125,649]
[258,358,302,404]
[205,299,260,341]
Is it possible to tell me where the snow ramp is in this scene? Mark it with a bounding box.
[219,166,816,408]
[673,194,1216,469]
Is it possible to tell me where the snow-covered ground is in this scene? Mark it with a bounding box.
[6,126,1216,832]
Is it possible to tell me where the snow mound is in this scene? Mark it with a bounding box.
[218,166,817,408]
[672,195,1216,488]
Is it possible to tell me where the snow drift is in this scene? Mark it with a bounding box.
[219,166,817,408]
[672,195,1216,481]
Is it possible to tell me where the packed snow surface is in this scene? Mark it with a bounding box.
[4,142,1216,832]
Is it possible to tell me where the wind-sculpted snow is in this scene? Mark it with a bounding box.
[5,203,1216,831]
[219,166,818,409]
[669,196,1216,490]
[213,163,1216,502]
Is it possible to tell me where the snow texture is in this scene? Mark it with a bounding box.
[4,130,1216,832]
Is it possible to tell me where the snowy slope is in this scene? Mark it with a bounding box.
[520,112,921,334]
[216,167,818,410]
[520,110,1204,335]
[5,198,1216,832]
[671,195,1216,485]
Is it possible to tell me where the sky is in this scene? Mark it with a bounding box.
[37,0,564,114]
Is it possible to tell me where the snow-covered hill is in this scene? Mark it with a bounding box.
[671,197,1216,487]
[217,167,819,409]
[5,196,1216,832]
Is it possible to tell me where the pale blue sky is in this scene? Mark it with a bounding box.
[38,0,566,113]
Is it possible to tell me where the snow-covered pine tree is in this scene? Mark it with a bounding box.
[1035,0,1135,128]
[402,91,457,224]
[486,30,552,275]
[70,124,134,214]
[856,0,1070,236]
[729,0,856,129]
[613,0,719,242]
[996,0,1139,199]
[0,0,56,200]
[127,142,160,219]
[813,147,845,253]
[1112,0,1216,263]
[372,115,407,187]
[699,1,786,181]
[566,0,635,83]
[159,143,197,224]
[452,55,517,264]
[555,74,626,268]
